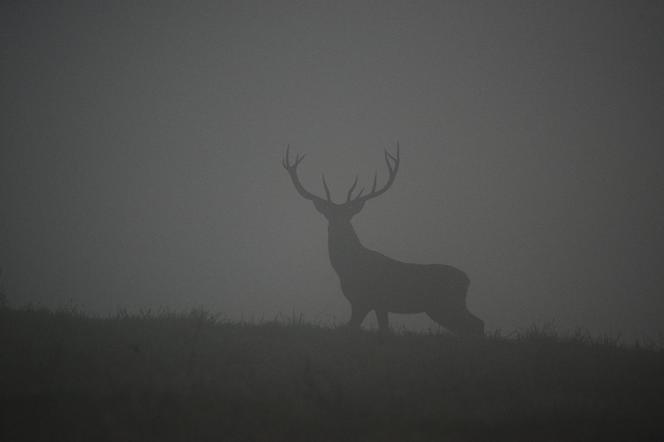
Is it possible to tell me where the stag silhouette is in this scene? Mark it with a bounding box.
[283,144,483,336]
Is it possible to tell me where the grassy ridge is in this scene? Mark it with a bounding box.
[1,306,663,441]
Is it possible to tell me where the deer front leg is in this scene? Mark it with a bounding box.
[348,303,370,329]
[375,310,389,331]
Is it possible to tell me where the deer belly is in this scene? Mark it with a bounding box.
[376,285,432,313]
[338,260,468,311]
[355,264,467,311]
[340,278,433,313]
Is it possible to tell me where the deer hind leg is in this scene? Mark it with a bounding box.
[426,307,483,337]
[375,310,389,331]
[425,308,452,333]
[348,303,370,329]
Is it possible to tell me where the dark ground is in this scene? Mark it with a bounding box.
[1,305,663,441]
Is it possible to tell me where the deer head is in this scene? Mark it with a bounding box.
[282,144,400,223]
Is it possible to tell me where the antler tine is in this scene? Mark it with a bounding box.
[321,174,332,202]
[352,143,401,204]
[282,145,307,170]
[283,146,327,203]
[282,144,291,169]
[346,175,359,202]
[384,150,393,172]
[384,141,400,162]
[385,142,400,174]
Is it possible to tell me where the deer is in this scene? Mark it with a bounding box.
[282,144,484,336]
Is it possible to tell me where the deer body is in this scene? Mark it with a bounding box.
[283,145,484,336]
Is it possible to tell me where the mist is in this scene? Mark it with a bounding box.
[2,1,664,339]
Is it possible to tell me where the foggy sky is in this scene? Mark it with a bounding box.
[1,1,663,339]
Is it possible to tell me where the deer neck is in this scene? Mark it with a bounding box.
[327,220,363,275]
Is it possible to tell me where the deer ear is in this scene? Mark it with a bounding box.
[312,199,327,214]
[351,200,365,213]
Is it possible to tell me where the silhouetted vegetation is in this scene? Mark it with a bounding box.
[1,305,663,441]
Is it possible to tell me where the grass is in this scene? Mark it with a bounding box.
[1,305,663,441]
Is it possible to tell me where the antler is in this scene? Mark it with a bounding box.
[348,142,400,204]
[283,143,400,205]
[282,145,331,203]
